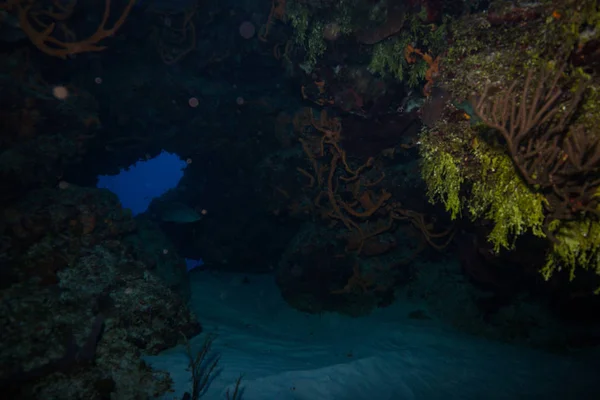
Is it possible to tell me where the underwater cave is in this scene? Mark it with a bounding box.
[1,0,600,399]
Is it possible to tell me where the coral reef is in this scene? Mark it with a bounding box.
[419,0,600,290]
[1,1,600,391]
[0,186,199,398]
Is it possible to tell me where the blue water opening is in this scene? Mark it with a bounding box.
[97,151,188,216]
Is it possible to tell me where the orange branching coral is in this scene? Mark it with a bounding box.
[3,0,135,59]
[293,108,394,252]
[344,215,394,254]
[153,5,197,65]
[404,44,440,96]
[301,80,335,107]
[292,106,453,255]
[258,0,286,42]
[310,109,342,147]
[404,43,419,64]
[389,206,455,250]
[273,40,293,62]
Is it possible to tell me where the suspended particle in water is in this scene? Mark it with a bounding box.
[239,21,255,39]
[52,85,69,100]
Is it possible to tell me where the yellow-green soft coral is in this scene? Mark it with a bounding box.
[286,0,357,72]
[368,34,410,82]
[468,141,547,252]
[305,21,327,70]
[417,0,600,288]
[542,218,600,290]
[419,119,472,220]
[287,2,310,45]
[368,14,446,87]
[419,121,546,253]
[286,1,322,71]
[421,120,600,287]
[420,141,463,220]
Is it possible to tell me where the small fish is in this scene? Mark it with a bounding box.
[158,202,203,223]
